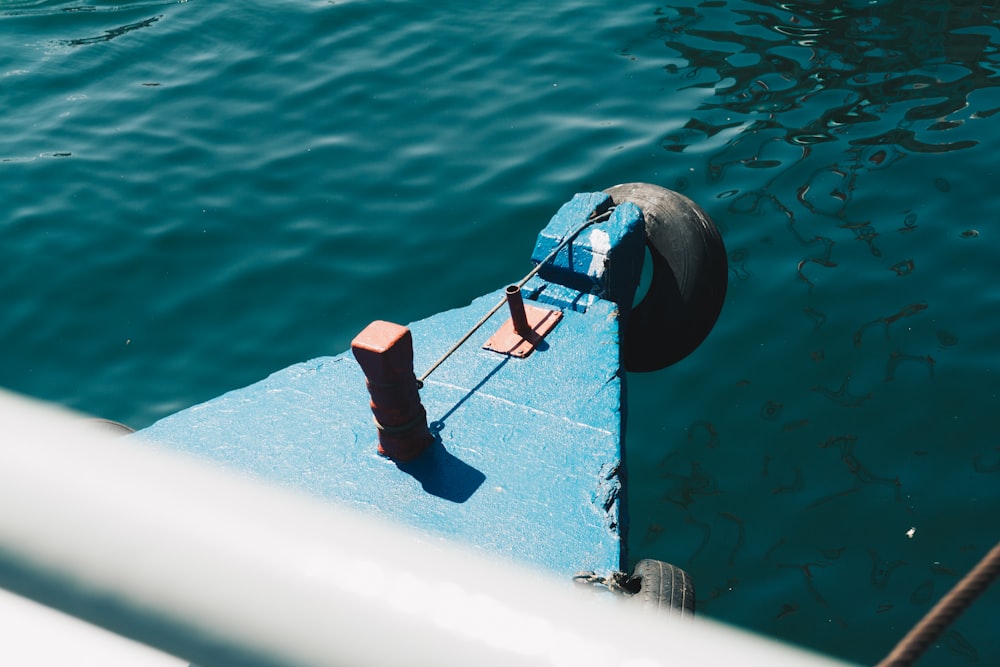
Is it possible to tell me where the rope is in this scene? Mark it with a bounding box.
[877,539,1000,667]
[415,206,613,387]
[572,570,634,595]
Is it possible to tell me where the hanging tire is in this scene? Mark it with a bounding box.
[604,183,728,372]
[628,559,696,617]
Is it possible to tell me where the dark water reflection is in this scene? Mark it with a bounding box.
[626,2,1000,665]
[653,1,999,266]
[657,1,999,151]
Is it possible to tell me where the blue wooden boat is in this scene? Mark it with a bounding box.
[3,184,983,666]
[131,183,728,612]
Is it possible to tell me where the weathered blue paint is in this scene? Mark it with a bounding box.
[134,193,647,580]
[530,196,646,311]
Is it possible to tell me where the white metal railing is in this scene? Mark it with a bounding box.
[0,389,851,666]
[0,586,185,667]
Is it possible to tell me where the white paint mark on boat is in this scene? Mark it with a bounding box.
[587,229,610,277]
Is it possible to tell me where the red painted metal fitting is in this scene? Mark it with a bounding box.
[351,320,434,462]
[505,285,532,338]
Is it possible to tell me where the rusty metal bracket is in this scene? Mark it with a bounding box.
[483,285,562,358]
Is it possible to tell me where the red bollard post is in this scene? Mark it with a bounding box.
[351,320,434,462]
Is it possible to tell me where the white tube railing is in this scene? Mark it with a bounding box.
[0,586,185,667]
[0,389,851,667]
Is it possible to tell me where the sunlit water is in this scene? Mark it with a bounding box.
[3,1,999,664]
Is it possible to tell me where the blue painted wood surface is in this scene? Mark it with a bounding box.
[530,194,645,312]
[134,194,646,579]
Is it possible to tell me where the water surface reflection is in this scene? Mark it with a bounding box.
[628,2,1000,664]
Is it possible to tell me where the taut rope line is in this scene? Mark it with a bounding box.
[877,539,1000,667]
[415,207,613,387]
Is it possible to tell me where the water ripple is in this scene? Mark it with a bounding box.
[1,2,998,665]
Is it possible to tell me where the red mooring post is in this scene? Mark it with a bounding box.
[350,320,434,462]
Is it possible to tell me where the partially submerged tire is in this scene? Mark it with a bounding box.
[605,183,728,372]
[628,559,696,617]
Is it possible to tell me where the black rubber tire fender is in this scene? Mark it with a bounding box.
[604,183,728,372]
[628,558,696,617]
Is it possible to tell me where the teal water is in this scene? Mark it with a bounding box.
[3,1,999,664]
